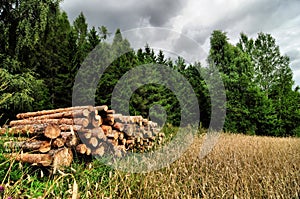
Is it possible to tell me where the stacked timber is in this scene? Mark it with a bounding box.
[0,106,164,169]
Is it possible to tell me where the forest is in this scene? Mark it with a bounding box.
[1,0,300,137]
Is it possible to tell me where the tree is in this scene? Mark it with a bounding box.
[238,32,299,136]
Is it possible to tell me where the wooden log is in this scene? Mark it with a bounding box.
[112,122,124,131]
[10,118,90,128]
[101,125,112,135]
[106,138,118,146]
[123,124,134,137]
[16,106,94,119]
[4,140,50,151]
[6,153,53,166]
[83,130,92,139]
[107,130,119,140]
[86,147,92,156]
[39,142,52,153]
[88,137,98,148]
[91,115,102,127]
[126,139,135,145]
[92,145,105,157]
[52,138,65,148]
[102,114,114,125]
[52,148,73,170]
[92,127,105,140]
[105,110,115,114]
[44,124,61,139]
[23,110,88,120]
[76,144,87,154]
[118,132,124,140]
[0,124,46,136]
[59,124,83,132]
[94,105,108,112]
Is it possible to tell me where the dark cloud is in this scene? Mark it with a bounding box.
[61,0,184,32]
[61,0,300,84]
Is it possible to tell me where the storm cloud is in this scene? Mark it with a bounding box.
[61,0,300,86]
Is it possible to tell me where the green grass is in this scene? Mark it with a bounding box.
[0,129,299,198]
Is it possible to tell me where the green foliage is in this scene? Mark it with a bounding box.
[0,0,299,136]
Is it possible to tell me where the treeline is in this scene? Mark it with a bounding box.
[0,0,299,136]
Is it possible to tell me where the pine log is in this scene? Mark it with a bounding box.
[4,140,50,151]
[0,124,46,136]
[9,118,89,127]
[126,139,135,145]
[16,106,94,119]
[101,125,112,135]
[92,145,105,157]
[106,138,118,146]
[39,142,52,153]
[123,124,134,137]
[52,148,73,170]
[6,153,53,166]
[112,122,124,131]
[92,127,105,140]
[44,124,61,139]
[23,110,88,120]
[91,115,102,127]
[76,144,87,154]
[88,137,98,148]
[94,105,108,112]
[118,132,124,140]
[59,124,83,132]
[52,138,65,148]
[102,114,114,125]
[107,130,119,140]
[86,147,92,156]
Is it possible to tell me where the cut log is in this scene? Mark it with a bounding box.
[6,153,53,166]
[59,124,83,132]
[91,127,105,140]
[44,124,61,139]
[26,110,87,120]
[126,139,135,145]
[52,138,65,148]
[105,110,115,114]
[107,130,119,140]
[113,122,124,131]
[39,142,51,153]
[91,115,102,127]
[76,144,87,154]
[102,114,114,125]
[0,124,46,136]
[9,118,90,127]
[101,125,112,135]
[123,124,134,137]
[88,137,98,148]
[52,148,73,170]
[16,106,94,119]
[118,132,124,140]
[92,145,105,157]
[86,147,92,156]
[4,140,50,151]
[94,105,108,112]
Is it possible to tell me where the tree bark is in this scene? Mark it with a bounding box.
[16,106,94,119]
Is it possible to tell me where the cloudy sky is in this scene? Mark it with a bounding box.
[60,0,300,86]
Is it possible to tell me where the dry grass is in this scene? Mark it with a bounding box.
[101,133,300,198]
[1,132,300,198]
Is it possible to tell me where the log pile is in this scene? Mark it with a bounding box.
[0,106,164,169]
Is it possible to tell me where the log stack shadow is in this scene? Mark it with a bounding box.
[0,105,164,170]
